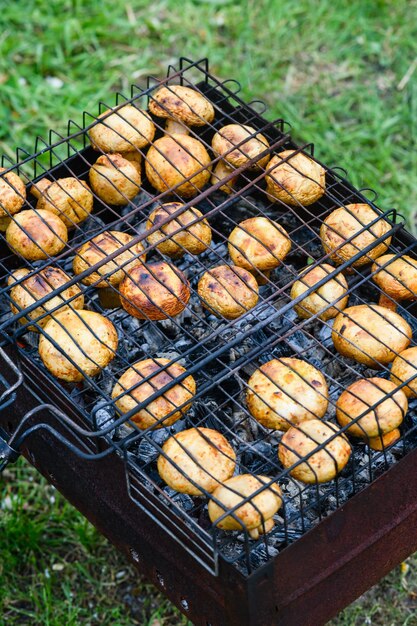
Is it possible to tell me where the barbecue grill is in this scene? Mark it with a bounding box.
[1,57,417,626]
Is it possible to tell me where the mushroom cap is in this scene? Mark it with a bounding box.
[332,304,412,367]
[8,267,84,331]
[390,346,417,397]
[30,178,52,200]
[112,357,196,430]
[211,124,270,170]
[228,217,291,272]
[265,150,325,206]
[208,474,282,532]
[246,357,329,431]
[368,428,401,451]
[6,209,68,260]
[149,85,215,127]
[146,202,212,258]
[279,419,351,484]
[0,216,11,231]
[119,261,190,320]
[320,204,392,268]
[157,427,236,496]
[37,177,94,228]
[38,309,118,382]
[0,168,26,217]
[290,263,349,321]
[73,230,146,288]
[89,153,141,206]
[88,105,155,153]
[145,134,211,198]
[198,264,259,319]
[372,254,417,302]
[336,377,407,438]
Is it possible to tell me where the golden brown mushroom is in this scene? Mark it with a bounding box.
[119,261,190,320]
[371,254,417,312]
[6,209,68,260]
[227,216,291,284]
[36,177,94,228]
[73,230,146,288]
[120,151,142,175]
[367,428,401,451]
[146,202,212,258]
[336,378,407,439]
[246,357,329,431]
[112,357,196,429]
[88,104,155,153]
[89,154,141,206]
[332,304,412,367]
[149,85,215,135]
[265,150,325,206]
[157,427,236,496]
[197,265,259,319]
[0,168,26,221]
[38,309,118,382]
[8,267,84,331]
[278,419,351,484]
[320,204,392,268]
[290,263,349,321]
[145,134,211,198]
[211,124,270,194]
[30,178,52,200]
[390,346,417,397]
[208,474,282,539]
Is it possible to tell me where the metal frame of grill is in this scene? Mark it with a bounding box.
[1,57,417,625]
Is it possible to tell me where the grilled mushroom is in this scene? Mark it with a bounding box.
[39,309,118,382]
[371,254,417,311]
[6,209,68,260]
[0,168,26,223]
[89,154,141,206]
[146,202,212,258]
[227,216,291,284]
[390,346,417,397]
[320,204,392,268]
[211,124,270,194]
[30,177,52,200]
[367,428,401,451]
[246,358,329,431]
[73,230,146,288]
[265,150,325,206]
[278,420,351,484]
[149,85,215,135]
[157,427,236,496]
[112,357,196,430]
[88,104,155,153]
[336,378,407,439]
[120,261,190,320]
[36,177,94,228]
[290,263,349,321]
[332,304,412,367]
[198,265,259,319]
[145,134,211,198]
[8,267,84,331]
[208,474,282,539]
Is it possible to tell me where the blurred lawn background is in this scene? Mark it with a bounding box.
[1,0,417,624]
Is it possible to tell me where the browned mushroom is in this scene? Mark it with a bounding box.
[88,104,155,153]
[332,304,412,367]
[146,202,212,258]
[290,263,349,321]
[157,427,236,496]
[371,254,417,311]
[390,346,417,397]
[246,358,329,431]
[112,357,196,430]
[6,209,68,260]
[30,178,52,200]
[0,168,26,223]
[227,216,291,284]
[119,261,190,320]
[320,204,392,268]
[149,85,215,135]
[37,177,94,228]
[197,265,259,319]
[145,134,211,198]
[367,428,401,451]
[265,150,325,206]
[89,154,141,206]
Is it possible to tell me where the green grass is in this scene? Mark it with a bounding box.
[1,0,417,624]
